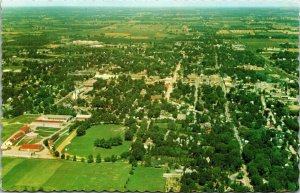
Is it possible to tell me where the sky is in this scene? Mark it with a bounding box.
[1,0,300,7]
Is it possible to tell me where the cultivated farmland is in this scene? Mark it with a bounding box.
[2,157,131,191]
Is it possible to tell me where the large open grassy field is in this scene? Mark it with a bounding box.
[64,124,131,158]
[127,166,166,192]
[2,157,132,191]
[2,114,40,141]
[238,38,298,51]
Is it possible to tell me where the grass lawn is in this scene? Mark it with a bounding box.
[126,166,166,192]
[30,136,43,144]
[54,132,69,149]
[2,115,40,141]
[2,123,24,141]
[35,127,60,131]
[6,114,39,124]
[2,157,131,191]
[35,127,59,137]
[238,38,298,52]
[154,122,182,130]
[17,138,32,145]
[17,136,43,145]
[32,127,58,138]
[36,131,54,137]
[64,124,131,158]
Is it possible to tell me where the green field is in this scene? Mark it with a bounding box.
[54,132,69,149]
[2,115,39,141]
[2,123,24,141]
[35,127,59,137]
[238,38,298,51]
[36,131,54,137]
[17,136,43,145]
[35,127,59,131]
[2,157,131,191]
[154,122,182,130]
[64,124,131,158]
[6,114,40,124]
[127,166,166,192]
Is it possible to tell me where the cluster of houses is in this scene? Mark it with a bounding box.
[4,125,31,148]
[2,114,91,156]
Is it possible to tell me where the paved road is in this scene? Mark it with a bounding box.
[215,51,253,191]
[165,60,182,102]
[56,129,77,153]
[193,76,201,124]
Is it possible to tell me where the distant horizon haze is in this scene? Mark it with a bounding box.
[2,0,300,8]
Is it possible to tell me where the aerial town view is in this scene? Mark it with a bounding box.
[1,0,299,192]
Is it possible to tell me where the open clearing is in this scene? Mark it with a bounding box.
[127,166,166,192]
[239,38,298,51]
[154,122,182,130]
[64,124,131,158]
[2,157,131,191]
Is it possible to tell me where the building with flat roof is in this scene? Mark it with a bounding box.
[76,114,92,121]
[31,120,63,128]
[20,125,31,133]
[31,114,72,128]
[38,114,72,122]
[9,132,24,144]
[19,144,43,152]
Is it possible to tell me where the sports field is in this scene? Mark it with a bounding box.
[126,166,166,192]
[64,124,131,158]
[2,157,131,191]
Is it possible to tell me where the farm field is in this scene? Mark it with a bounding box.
[2,157,132,191]
[64,124,131,158]
[1,5,299,193]
[127,166,166,192]
[238,38,298,51]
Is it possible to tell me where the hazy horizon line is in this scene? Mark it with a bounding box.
[2,5,298,8]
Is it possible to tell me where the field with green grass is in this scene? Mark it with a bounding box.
[33,127,59,137]
[2,157,132,191]
[238,38,298,51]
[54,132,69,149]
[64,124,131,158]
[2,115,40,141]
[127,166,166,192]
[17,136,43,145]
[154,122,182,130]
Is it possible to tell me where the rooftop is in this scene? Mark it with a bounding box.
[20,144,42,150]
